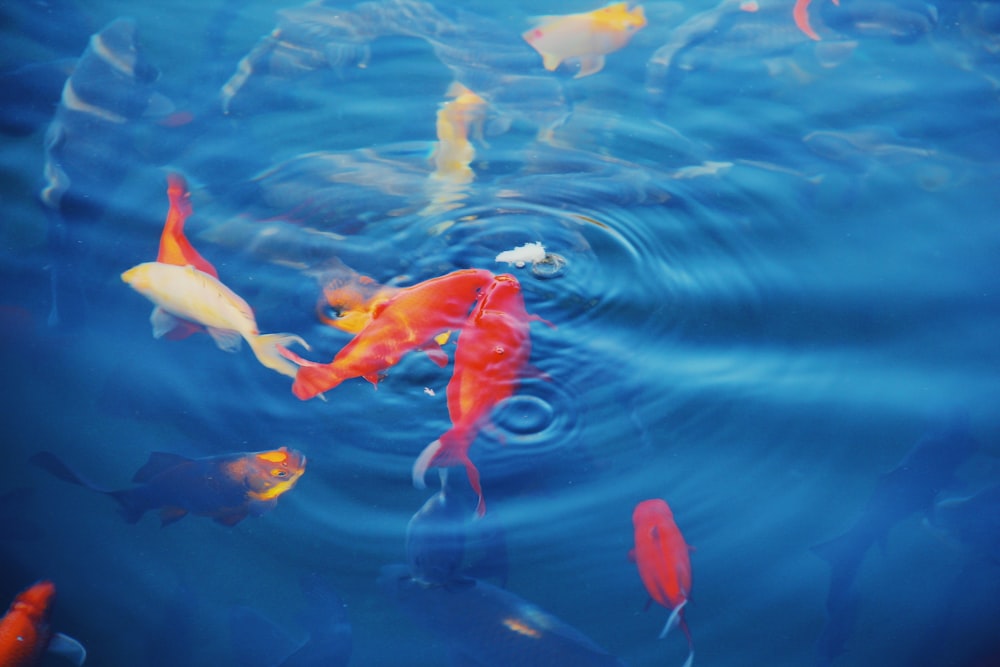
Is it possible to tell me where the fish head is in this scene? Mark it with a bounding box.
[478,274,525,315]
[121,262,156,292]
[11,581,56,620]
[244,447,307,500]
[632,498,674,527]
[593,3,647,34]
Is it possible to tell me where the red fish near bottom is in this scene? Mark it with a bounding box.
[630,498,694,667]
[0,581,85,667]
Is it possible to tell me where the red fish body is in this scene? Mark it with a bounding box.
[284,269,496,400]
[31,447,306,527]
[413,274,551,515]
[0,581,85,667]
[631,499,694,667]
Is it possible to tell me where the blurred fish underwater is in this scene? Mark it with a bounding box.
[2,0,999,666]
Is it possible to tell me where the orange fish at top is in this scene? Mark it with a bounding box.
[523,2,647,78]
[630,498,694,667]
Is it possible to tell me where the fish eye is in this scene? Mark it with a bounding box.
[272,469,288,478]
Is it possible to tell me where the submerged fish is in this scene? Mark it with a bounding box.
[812,414,978,663]
[41,17,168,328]
[413,274,552,515]
[281,269,496,400]
[30,447,306,526]
[430,82,487,185]
[630,499,694,667]
[523,2,647,78]
[406,469,508,586]
[0,581,86,667]
[378,564,625,666]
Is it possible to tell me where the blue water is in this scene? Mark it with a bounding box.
[2,0,1000,666]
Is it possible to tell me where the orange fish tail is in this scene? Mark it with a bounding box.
[412,432,486,515]
[291,363,343,400]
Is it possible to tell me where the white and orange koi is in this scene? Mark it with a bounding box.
[122,262,307,379]
[522,2,647,78]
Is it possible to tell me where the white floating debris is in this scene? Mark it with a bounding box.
[495,242,547,268]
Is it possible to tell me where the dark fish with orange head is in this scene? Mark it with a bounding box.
[31,447,305,526]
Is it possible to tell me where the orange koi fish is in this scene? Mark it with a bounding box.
[0,581,85,667]
[30,447,306,527]
[630,499,694,667]
[523,2,647,78]
[430,82,487,184]
[413,274,553,515]
[311,257,405,335]
[793,0,839,40]
[281,269,496,400]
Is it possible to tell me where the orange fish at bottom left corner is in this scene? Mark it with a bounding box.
[0,581,86,667]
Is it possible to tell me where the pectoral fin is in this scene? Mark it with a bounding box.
[150,307,180,339]
[47,632,87,667]
[207,327,243,352]
[574,54,606,78]
[541,53,563,71]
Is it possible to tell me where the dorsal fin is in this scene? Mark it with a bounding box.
[133,452,191,483]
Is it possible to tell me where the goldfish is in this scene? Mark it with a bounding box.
[30,447,306,526]
[430,82,487,184]
[413,274,552,515]
[0,581,86,667]
[522,2,647,78]
[281,269,496,400]
[630,498,694,667]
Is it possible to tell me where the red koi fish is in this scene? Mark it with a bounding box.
[0,581,86,667]
[630,499,694,667]
[281,269,496,400]
[793,0,840,40]
[413,274,553,516]
[30,447,306,527]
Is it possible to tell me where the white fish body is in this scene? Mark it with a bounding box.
[121,261,307,377]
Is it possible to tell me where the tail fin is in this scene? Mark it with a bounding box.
[412,436,486,516]
[277,345,344,400]
[31,451,146,521]
[248,333,309,379]
[30,451,108,492]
